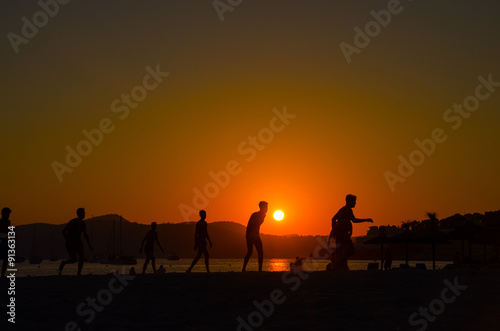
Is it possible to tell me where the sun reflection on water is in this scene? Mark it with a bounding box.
[266,258,291,272]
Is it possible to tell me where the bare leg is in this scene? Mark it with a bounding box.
[242,245,253,272]
[187,250,202,273]
[58,261,65,275]
[204,249,210,273]
[143,256,151,274]
[151,256,156,274]
[59,251,77,276]
[334,245,345,270]
[343,240,355,270]
[255,238,264,272]
[77,247,85,276]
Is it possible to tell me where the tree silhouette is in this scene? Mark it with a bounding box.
[401,221,412,231]
[423,212,444,270]
[398,220,415,264]
[425,212,439,229]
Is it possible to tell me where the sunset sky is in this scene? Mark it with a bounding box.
[1,1,499,237]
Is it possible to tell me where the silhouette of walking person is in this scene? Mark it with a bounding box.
[328,195,373,270]
[0,208,12,278]
[139,222,164,274]
[187,210,212,273]
[58,208,93,276]
[242,201,268,272]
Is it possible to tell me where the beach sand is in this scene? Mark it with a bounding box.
[4,268,500,330]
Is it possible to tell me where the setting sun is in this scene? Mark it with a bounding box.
[273,210,285,221]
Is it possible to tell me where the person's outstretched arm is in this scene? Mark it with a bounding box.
[349,209,373,223]
[352,218,373,223]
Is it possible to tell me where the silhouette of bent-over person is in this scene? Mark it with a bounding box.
[242,201,268,272]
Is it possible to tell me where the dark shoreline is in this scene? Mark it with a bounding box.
[2,269,499,330]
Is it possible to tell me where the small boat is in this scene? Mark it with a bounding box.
[49,256,58,261]
[167,252,180,260]
[106,255,137,265]
[29,256,43,264]
[89,253,106,264]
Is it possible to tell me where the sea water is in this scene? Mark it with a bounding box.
[12,259,452,277]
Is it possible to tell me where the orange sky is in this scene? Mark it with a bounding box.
[1,1,499,237]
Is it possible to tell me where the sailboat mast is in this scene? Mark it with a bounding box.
[119,216,123,256]
[31,224,36,257]
[112,218,115,257]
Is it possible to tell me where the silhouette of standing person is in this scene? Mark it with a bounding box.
[139,222,164,274]
[0,208,12,278]
[187,210,212,273]
[59,208,93,276]
[328,195,373,270]
[242,201,268,272]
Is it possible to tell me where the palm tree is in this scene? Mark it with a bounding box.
[425,212,439,229]
[423,212,444,270]
[364,226,390,270]
[401,221,412,231]
[399,220,413,264]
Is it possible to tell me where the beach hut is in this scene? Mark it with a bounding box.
[411,227,449,270]
[447,221,486,265]
[448,221,499,265]
[364,230,392,270]
[388,230,413,265]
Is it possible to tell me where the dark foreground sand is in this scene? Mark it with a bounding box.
[3,268,500,330]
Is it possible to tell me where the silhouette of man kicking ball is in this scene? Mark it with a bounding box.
[328,195,373,270]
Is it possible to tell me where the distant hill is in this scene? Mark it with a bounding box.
[12,214,328,259]
[14,211,500,262]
